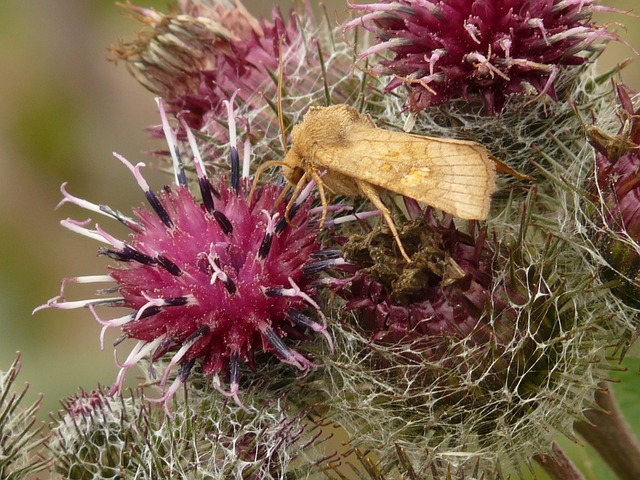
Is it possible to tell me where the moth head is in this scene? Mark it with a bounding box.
[282,149,305,185]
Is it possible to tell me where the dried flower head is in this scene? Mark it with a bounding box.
[36,98,334,411]
[112,1,294,133]
[320,199,609,475]
[345,0,617,114]
[112,0,357,154]
[340,211,500,348]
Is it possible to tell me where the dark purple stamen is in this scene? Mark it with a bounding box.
[156,255,182,276]
[178,357,196,381]
[185,324,210,344]
[223,276,237,295]
[230,146,240,193]
[173,146,188,188]
[97,286,120,295]
[263,327,292,359]
[285,309,315,330]
[145,190,173,228]
[99,246,156,266]
[263,287,284,298]
[122,246,158,265]
[98,248,130,262]
[99,205,142,231]
[258,232,273,259]
[199,177,216,214]
[275,203,300,234]
[311,249,341,259]
[213,210,233,235]
[113,333,128,347]
[163,296,190,307]
[303,259,335,277]
[138,305,162,319]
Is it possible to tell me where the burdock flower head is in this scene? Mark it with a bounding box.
[321,198,608,475]
[112,0,355,151]
[588,83,640,312]
[49,386,325,479]
[345,0,617,114]
[111,0,287,133]
[36,98,334,411]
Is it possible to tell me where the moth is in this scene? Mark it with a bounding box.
[254,104,497,262]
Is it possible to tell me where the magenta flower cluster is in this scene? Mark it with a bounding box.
[346,0,614,114]
[38,99,332,410]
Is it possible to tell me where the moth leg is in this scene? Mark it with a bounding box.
[248,160,289,205]
[357,180,411,263]
[273,183,293,212]
[308,169,329,228]
[285,169,311,225]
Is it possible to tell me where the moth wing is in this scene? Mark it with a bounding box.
[317,128,496,219]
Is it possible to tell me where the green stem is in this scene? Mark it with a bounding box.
[533,442,584,480]
[574,383,640,479]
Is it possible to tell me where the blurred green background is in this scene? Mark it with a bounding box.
[0,1,638,478]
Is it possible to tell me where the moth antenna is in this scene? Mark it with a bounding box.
[248,160,289,205]
[277,35,288,156]
[316,41,330,106]
[357,181,412,263]
[285,170,311,226]
[308,169,329,228]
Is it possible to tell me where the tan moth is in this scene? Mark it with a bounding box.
[274,104,496,262]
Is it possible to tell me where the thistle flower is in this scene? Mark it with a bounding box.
[319,199,609,475]
[49,386,325,479]
[588,83,640,311]
[36,98,334,411]
[345,0,617,114]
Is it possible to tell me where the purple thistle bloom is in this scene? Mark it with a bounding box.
[36,98,334,411]
[345,0,617,114]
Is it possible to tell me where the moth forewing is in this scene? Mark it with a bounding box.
[320,128,496,220]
